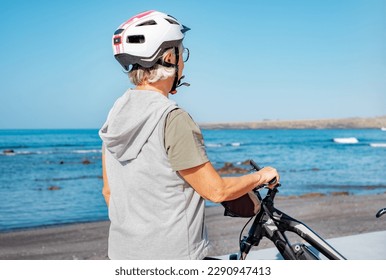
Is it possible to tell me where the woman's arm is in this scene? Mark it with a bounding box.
[102,149,111,207]
[178,161,279,203]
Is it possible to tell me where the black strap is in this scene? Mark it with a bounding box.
[170,47,179,93]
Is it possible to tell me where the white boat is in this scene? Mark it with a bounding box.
[333,137,359,144]
[381,127,386,131]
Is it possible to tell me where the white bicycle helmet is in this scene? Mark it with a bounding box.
[112,10,190,70]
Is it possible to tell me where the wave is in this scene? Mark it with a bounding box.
[72,149,102,154]
[1,149,102,156]
[205,142,242,148]
[370,143,386,148]
[0,143,84,150]
[333,137,359,144]
[34,175,102,182]
[1,150,51,156]
[0,145,29,150]
[205,143,223,148]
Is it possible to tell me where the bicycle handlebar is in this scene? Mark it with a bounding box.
[235,160,347,260]
[376,208,386,218]
[250,160,279,186]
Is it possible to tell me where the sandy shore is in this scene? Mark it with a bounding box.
[1,193,385,260]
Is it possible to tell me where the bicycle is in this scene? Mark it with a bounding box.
[222,160,347,260]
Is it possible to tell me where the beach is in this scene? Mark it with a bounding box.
[1,192,385,260]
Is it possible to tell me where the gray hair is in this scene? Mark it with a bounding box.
[128,47,179,85]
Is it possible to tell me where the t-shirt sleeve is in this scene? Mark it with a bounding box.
[164,109,209,171]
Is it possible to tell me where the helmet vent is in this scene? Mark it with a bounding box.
[165,18,179,25]
[136,20,157,27]
[114,28,124,35]
[127,35,145,44]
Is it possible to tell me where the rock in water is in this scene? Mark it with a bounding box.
[217,162,248,175]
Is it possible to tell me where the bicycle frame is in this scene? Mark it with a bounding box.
[230,161,346,260]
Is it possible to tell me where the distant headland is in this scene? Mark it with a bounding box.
[199,115,386,129]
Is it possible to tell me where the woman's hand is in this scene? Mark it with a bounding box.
[256,166,280,189]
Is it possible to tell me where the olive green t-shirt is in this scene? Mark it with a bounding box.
[164,108,209,171]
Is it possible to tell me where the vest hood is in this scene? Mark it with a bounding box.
[99,89,177,162]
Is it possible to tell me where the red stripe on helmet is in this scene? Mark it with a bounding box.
[120,10,155,27]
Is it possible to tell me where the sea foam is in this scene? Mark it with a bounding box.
[370,143,386,148]
[333,137,359,144]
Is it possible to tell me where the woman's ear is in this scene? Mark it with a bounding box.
[164,52,174,64]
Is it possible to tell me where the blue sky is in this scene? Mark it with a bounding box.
[0,0,385,129]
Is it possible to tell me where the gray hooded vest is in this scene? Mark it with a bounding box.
[99,89,209,259]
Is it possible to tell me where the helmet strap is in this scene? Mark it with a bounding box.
[169,47,179,94]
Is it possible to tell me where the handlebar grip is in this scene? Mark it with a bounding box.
[249,160,261,171]
[376,208,386,218]
[269,178,277,185]
[250,160,278,185]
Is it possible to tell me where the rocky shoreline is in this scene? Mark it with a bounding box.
[199,115,386,130]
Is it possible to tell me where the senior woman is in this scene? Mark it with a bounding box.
[99,10,280,260]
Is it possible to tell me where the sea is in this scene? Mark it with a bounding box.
[1,128,386,232]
